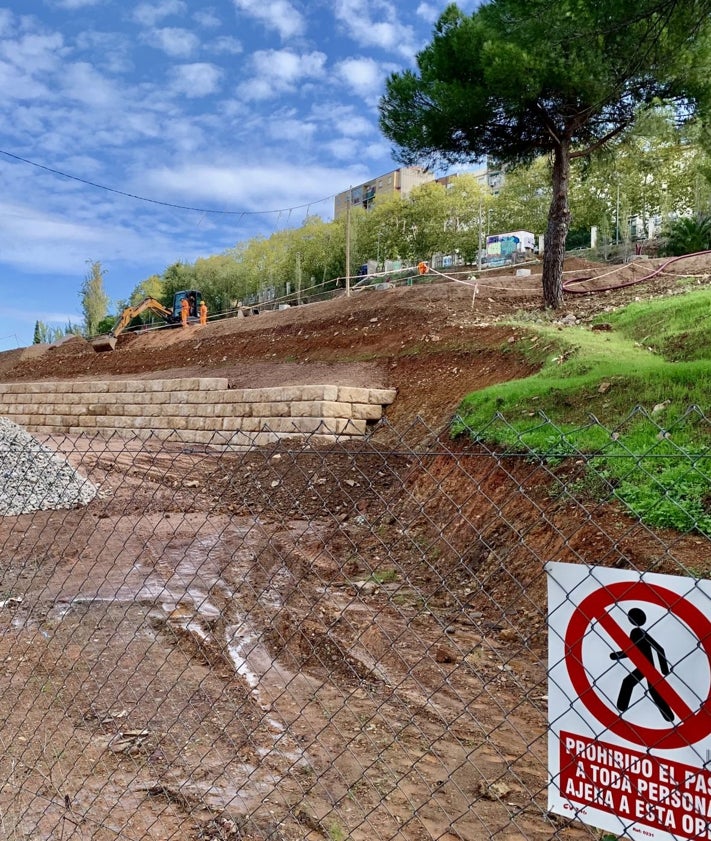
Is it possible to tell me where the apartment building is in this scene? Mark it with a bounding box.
[437,161,505,194]
[333,166,433,218]
[334,161,505,218]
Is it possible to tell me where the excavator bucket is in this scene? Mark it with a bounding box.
[91,335,117,352]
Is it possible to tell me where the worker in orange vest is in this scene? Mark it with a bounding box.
[199,300,208,325]
[180,296,189,327]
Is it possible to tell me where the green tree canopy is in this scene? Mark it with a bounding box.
[493,158,550,238]
[80,260,110,337]
[161,262,197,303]
[379,0,711,307]
[128,274,165,307]
[32,320,62,344]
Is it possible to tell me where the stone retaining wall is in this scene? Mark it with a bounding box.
[0,379,397,448]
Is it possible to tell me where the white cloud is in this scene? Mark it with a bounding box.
[0,59,50,99]
[265,117,317,144]
[0,198,215,288]
[147,27,199,57]
[61,62,120,107]
[217,104,317,146]
[0,28,65,100]
[280,99,379,161]
[59,154,106,176]
[335,57,385,103]
[210,36,242,55]
[308,101,377,138]
[337,113,375,137]
[333,0,418,57]
[257,49,325,81]
[143,161,355,211]
[7,307,82,331]
[0,10,12,36]
[132,0,187,27]
[52,0,105,8]
[416,2,440,22]
[0,32,66,72]
[232,0,304,40]
[127,111,208,153]
[0,202,107,273]
[170,63,223,98]
[5,105,47,134]
[193,10,221,29]
[74,30,133,73]
[324,138,360,161]
[235,77,269,101]
[237,49,326,101]
[362,138,392,160]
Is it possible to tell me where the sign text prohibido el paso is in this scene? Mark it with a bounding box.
[547,563,711,841]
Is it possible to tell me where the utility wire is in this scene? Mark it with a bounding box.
[0,148,336,216]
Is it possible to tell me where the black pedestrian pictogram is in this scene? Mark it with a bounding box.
[609,607,674,722]
[564,578,711,748]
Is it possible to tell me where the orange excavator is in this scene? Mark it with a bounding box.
[91,290,202,352]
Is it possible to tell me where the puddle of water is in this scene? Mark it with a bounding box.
[183,619,210,641]
[190,775,275,812]
[11,521,318,816]
[226,624,261,690]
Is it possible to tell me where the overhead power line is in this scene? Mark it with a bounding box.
[0,148,336,216]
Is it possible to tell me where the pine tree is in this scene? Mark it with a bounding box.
[379,0,711,308]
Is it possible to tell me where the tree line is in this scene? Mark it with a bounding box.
[73,109,707,337]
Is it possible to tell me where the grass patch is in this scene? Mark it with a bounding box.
[593,286,711,362]
[370,568,398,584]
[327,822,348,841]
[453,288,711,535]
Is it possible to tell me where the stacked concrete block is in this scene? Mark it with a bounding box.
[0,379,397,448]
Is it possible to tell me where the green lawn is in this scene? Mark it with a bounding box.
[452,287,711,535]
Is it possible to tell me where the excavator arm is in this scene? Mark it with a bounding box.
[91,298,174,352]
[109,298,173,337]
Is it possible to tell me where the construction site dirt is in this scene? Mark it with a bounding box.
[0,256,709,841]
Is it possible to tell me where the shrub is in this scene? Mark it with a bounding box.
[659,214,711,257]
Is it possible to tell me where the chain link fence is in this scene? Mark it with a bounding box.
[0,412,708,840]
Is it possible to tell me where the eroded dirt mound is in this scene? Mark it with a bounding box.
[4,254,710,434]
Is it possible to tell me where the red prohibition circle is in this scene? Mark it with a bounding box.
[564,581,711,749]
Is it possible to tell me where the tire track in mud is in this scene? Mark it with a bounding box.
[161,520,564,841]
[0,441,590,840]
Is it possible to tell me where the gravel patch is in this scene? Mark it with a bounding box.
[0,418,97,515]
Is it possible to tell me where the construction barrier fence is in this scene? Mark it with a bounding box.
[0,410,708,841]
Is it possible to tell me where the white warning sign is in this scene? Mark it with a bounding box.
[547,562,711,841]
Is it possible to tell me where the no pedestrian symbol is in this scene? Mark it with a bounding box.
[564,579,711,749]
[549,565,711,841]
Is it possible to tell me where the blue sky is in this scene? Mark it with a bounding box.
[0,0,479,349]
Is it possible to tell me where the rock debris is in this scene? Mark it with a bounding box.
[0,418,97,515]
